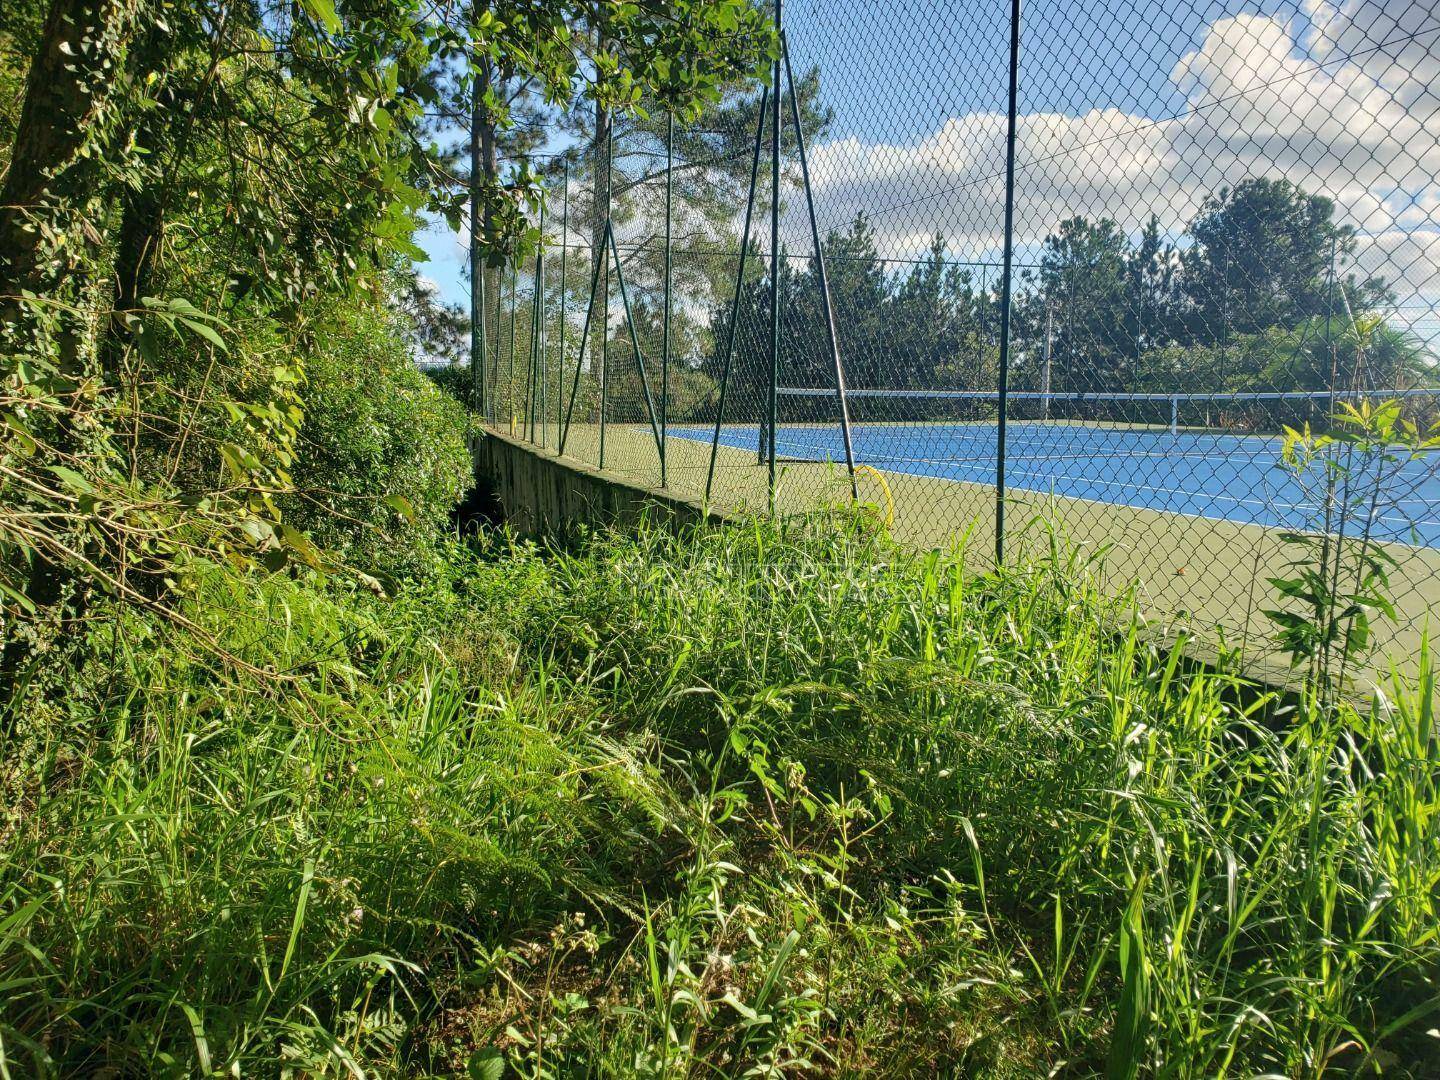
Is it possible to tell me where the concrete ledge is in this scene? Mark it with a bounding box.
[472,430,721,537]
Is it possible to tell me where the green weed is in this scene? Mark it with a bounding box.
[2,516,1437,1076]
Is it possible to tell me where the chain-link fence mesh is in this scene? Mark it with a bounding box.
[475,0,1440,682]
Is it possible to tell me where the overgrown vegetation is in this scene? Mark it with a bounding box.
[3,0,1438,1075]
[0,0,774,698]
[4,518,1438,1075]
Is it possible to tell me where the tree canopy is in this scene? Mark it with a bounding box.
[0,0,776,698]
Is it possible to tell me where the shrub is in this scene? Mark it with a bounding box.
[282,303,473,577]
[424,361,480,412]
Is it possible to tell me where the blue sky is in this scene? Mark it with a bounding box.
[416,0,1440,344]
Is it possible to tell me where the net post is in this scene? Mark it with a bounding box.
[994,0,1022,566]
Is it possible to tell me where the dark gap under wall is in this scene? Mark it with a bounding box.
[453,469,506,536]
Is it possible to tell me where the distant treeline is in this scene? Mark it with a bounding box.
[685,177,1435,431]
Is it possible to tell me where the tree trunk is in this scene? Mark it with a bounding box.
[592,97,609,273]
[0,0,140,722]
[99,17,192,390]
[0,0,141,372]
[477,60,500,368]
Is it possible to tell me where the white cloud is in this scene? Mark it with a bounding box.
[416,216,470,307]
[1305,0,1440,108]
[790,3,1440,331]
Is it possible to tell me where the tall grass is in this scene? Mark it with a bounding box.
[2,517,1437,1075]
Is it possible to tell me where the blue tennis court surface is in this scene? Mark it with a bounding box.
[669,423,1440,549]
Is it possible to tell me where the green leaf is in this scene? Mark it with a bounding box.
[1266,577,1311,601]
[48,465,94,494]
[1263,609,1313,632]
[467,1048,506,1080]
[135,325,163,365]
[1107,880,1150,1080]
[178,317,227,352]
[280,524,325,570]
[0,576,39,615]
[279,857,317,984]
[389,236,428,261]
[2,412,38,456]
[381,494,415,522]
[299,0,340,32]
[239,517,276,547]
[178,1003,212,1076]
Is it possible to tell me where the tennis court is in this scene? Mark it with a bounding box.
[671,421,1440,548]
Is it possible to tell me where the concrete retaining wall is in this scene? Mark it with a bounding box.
[471,430,713,537]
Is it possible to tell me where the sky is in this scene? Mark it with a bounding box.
[416,0,1440,346]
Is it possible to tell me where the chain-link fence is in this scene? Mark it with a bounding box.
[472,0,1440,682]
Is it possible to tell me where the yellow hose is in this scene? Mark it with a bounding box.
[853,463,894,528]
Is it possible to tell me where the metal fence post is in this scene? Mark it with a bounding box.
[507,257,518,434]
[767,0,783,507]
[994,0,1022,566]
[469,87,488,419]
[599,122,612,470]
[528,199,545,443]
[538,210,548,447]
[1041,302,1053,421]
[557,159,569,441]
[608,226,665,457]
[490,246,503,422]
[661,112,673,488]
[559,220,611,456]
[523,252,534,441]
